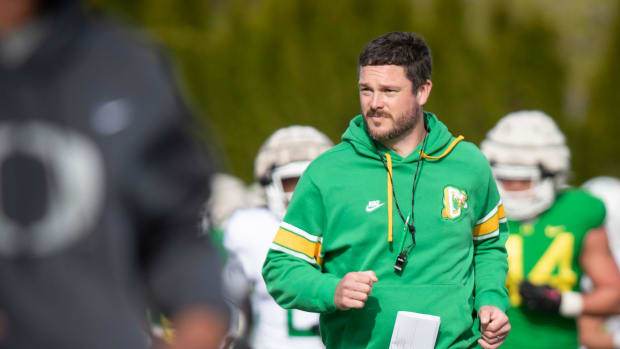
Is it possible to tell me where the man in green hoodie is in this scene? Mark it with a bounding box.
[262,32,510,349]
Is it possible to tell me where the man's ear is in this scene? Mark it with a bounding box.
[416,80,432,106]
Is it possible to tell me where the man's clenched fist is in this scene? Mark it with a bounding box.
[478,305,510,349]
[334,271,378,310]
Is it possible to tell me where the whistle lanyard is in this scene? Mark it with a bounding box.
[377,130,427,272]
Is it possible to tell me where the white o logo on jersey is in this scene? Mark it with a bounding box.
[0,121,105,257]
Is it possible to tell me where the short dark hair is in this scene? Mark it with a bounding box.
[358,32,432,91]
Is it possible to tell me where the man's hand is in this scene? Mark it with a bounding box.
[334,271,377,310]
[478,305,510,349]
[519,281,561,313]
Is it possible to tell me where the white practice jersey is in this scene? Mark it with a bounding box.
[223,207,324,349]
[580,177,620,347]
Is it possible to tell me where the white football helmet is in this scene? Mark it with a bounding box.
[481,110,570,221]
[582,176,620,267]
[254,126,333,219]
[202,173,248,231]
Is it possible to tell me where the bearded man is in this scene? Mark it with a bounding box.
[262,32,510,349]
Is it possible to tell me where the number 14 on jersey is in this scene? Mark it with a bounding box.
[505,231,578,307]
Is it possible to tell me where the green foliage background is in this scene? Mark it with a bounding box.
[88,0,619,184]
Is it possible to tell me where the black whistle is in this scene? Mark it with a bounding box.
[394,252,407,272]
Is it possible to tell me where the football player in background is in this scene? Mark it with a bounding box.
[579,176,620,349]
[222,126,332,349]
[481,111,620,349]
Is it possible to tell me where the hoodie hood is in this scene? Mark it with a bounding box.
[342,111,464,243]
[342,112,459,163]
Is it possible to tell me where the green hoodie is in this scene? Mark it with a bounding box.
[263,113,509,348]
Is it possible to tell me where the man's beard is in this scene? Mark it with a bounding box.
[363,103,422,143]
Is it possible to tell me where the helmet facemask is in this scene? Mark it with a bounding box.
[264,161,310,219]
[492,163,555,221]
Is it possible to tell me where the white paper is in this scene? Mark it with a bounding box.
[389,311,440,349]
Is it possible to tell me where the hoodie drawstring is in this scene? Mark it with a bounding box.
[384,135,464,242]
[421,136,464,160]
[385,153,393,242]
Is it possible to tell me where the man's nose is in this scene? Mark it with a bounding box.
[370,93,384,110]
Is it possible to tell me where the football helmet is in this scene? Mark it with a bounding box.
[254,126,333,219]
[481,110,570,221]
[202,173,248,231]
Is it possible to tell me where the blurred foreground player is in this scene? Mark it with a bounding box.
[579,177,620,349]
[481,111,620,349]
[0,0,228,348]
[222,126,332,349]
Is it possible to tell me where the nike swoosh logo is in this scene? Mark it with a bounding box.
[365,203,385,212]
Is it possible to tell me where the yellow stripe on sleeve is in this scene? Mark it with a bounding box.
[273,228,322,260]
[316,254,323,266]
[498,204,506,219]
[474,211,499,237]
